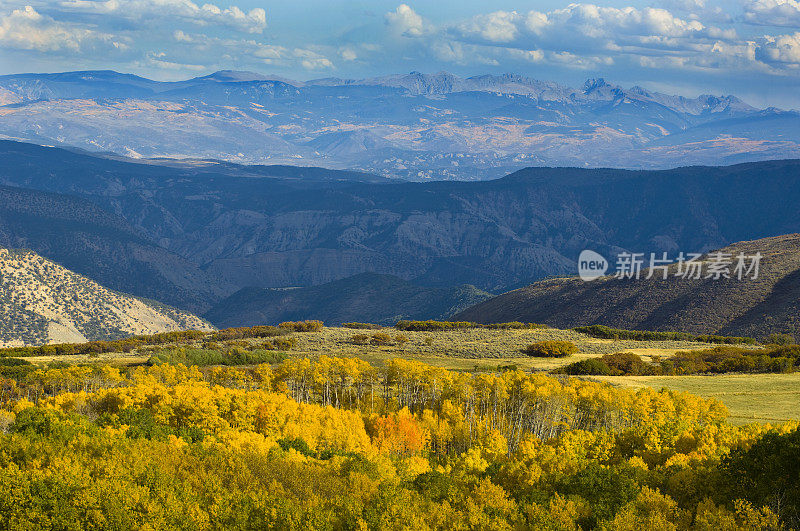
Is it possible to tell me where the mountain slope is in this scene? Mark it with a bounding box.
[205,273,493,328]
[0,248,213,347]
[455,234,800,339]
[0,70,798,180]
[1,141,800,293]
[0,183,233,313]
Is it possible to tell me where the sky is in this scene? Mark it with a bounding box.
[0,0,799,108]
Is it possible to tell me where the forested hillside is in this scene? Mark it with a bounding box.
[457,234,800,339]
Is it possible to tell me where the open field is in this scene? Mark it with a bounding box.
[8,325,792,426]
[290,326,723,368]
[595,373,800,425]
[5,325,741,366]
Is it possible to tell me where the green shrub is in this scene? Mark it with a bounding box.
[695,334,757,345]
[0,357,31,366]
[210,326,288,341]
[395,320,548,331]
[277,437,315,457]
[766,333,796,346]
[483,322,549,330]
[370,332,393,346]
[395,320,477,331]
[271,337,298,350]
[600,352,654,375]
[558,358,615,376]
[148,347,288,367]
[279,320,324,332]
[523,340,578,358]
[0,329,210,358]
[719,427,800,527]
[351,334,371,345]
[575,325,756,344]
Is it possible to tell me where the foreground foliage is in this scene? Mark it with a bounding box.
[0,357,796,529]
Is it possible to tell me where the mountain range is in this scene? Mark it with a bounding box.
[0,70,798,180]
[0,248,211,347]
[1,140,800,315]
[456,234,800,339]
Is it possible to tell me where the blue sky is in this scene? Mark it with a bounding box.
[1,1,799,107]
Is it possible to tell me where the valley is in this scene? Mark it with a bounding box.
[1,140,799,321]
[3,2,800,526]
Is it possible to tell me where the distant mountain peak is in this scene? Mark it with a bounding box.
[198,70,300,85]
[582,77,610,93]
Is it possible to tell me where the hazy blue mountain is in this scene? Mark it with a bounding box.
[1,140,799,302]
[0,70,797,180]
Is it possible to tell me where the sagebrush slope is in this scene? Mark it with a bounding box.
[0,248,213,346]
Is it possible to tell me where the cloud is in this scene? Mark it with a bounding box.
[0,4,118,51]
[60,0,267,33]
[293,48,333,70]
[169,31,289,65]
[452,5,721,53]
[455,11,520,43]
[437,3,758,73]
[756,31,800,66]
[744,0,800,27]
[385,4,431,37]
[144,50,205,70]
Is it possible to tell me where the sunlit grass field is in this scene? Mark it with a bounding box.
[594,373,800,425]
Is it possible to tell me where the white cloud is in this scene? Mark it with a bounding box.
[507,48,545,63]
[756,31,800,65]
[385,4,430,37]
[169,31,288,65]
[455,11,520,43]
[0,4,118,51]
[454,5,716,51]
[144,50,205,70]
[744,0,800,27]
[60,0,267,33]
[293,48,333,70]
[441,4,756,73]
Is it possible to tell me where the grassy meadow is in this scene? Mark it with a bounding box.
[595,373,800,425]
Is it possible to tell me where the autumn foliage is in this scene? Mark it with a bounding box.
[0,356,795,529]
